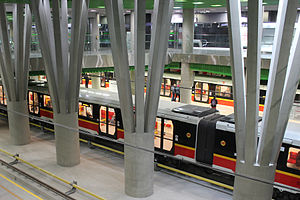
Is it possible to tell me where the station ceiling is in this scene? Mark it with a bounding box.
[1,0,282,9]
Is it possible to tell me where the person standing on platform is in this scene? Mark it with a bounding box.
[84,74,90,88]
[211,96,218,109]
[171,83,176,101]
[175,84,180,102]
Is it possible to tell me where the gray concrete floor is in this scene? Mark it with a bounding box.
[0,120,232,200]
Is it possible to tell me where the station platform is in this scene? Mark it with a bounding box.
[0,120,232,200]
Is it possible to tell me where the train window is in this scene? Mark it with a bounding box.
[79,102,93,118]
[154,118,162,148]
[43,95,52,109]
[100,72,106,87]
[195,82,201,101]
[34,93,39,114]
[28,92,39,114]
[202,83,209,102]
[216,85,231,98]
[0,86,4,104]
[160,81,165,95]
[100,106,107,133]
[165,79,171,96]
[108,108,116,135]
[28,91,34,113]
[163,119,173,151]
[287,147,300,170]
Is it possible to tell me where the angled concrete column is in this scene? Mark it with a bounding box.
[91,13,100,52]
[32,0,89,167]
[105,0,173,197]
[226,0,299,199]
[180,8,194,104]
[91,72,101,89]
[0,4,32,145]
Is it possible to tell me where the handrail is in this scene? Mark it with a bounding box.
[0,148,105,200]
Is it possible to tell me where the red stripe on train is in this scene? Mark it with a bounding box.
[213,155,300,189]
[174,144,195,159]
[40,109,53,119]
[78,120,98,132]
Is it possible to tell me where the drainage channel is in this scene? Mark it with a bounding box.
[0,158,76,200]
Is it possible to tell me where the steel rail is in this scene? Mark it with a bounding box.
[0,158,75,200]
[0,148,105,200]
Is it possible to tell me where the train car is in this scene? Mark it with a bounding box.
[0,85,299,199]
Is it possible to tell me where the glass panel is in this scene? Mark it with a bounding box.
[44,95,52,109]
[195,82,201,101]
[154,118,162,148]
[100,106,107,134]
[4,97,7,105]
[79,102,86,117]
[160,82,165,95]
[0,86,3,104]
[202,83,209,102]
[163,119,173,151]
[287,147,300,170]
[86,105,93,118]
[28,91,34,113]
[100,72,106,87]
[165,79,171,96]
[108,107,116,135]
[34,93,39,114]
[216,85,231,98]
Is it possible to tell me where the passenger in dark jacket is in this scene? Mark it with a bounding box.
[211,96,218,109]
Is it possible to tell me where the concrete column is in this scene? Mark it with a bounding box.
[233,162,276,200]
[180,8,194,104]
[124,132,154,197]
[130,12,134,52]
[91,72,101,89]
[7,100,30,145]
[54,112,80,167]
[130,70,135,95]
[91,13,100,52]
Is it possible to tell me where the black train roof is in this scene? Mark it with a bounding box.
[172,104,218,117]
[220,113,262,124]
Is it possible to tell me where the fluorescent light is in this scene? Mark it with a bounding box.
[176,0,186,2]
[211,4,222,7]
[193,2,204,4]
[174,7,182,9]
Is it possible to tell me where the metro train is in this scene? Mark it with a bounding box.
[81,72,300,112]
[0,84,299,199]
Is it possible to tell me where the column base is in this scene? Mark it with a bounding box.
[54,112,80,167]
[233,161,276,200]
[7,100,30,145]
[124,132,154,198]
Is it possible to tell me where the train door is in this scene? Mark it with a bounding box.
[99,106,117,139]
[28,91,40,116]
[154,117,174,153]
[160,78,172,97]
[194,82,209,103]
